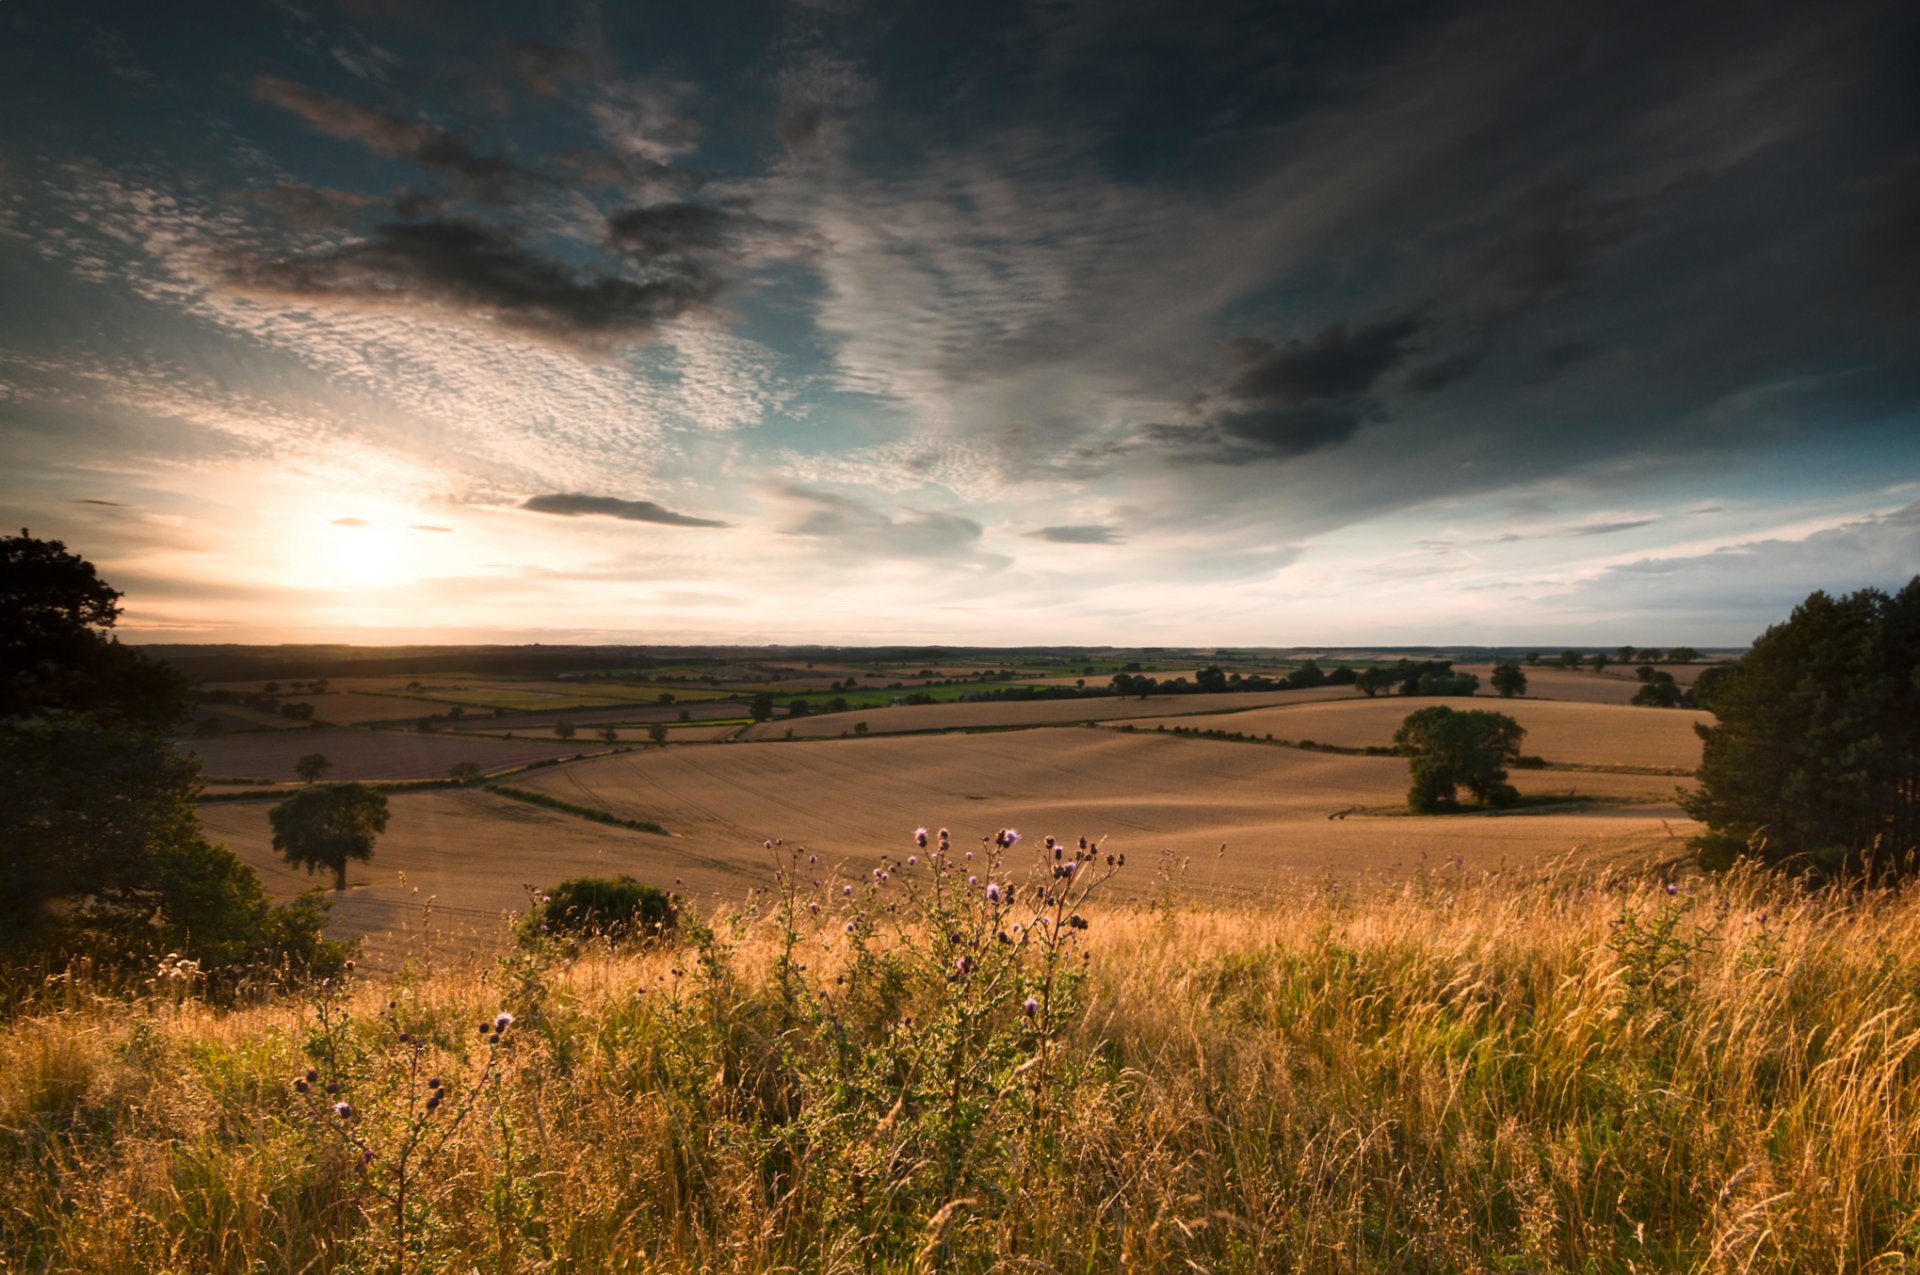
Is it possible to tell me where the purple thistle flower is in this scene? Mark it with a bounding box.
[843,884,854,896]
[333,1101,353,1119]
[907,855,918,867]
[985,882,1002,903]
[1023,997,1039,1018]
[915,827,929,847]
[1004,829,1021,847]
[844,921,856,933]
[1666,883,1679,896]
[495,1012,514,1032]
[968,875,979,887]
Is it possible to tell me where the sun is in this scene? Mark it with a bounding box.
[320,521,417,591]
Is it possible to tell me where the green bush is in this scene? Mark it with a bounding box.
[522,875,676,945]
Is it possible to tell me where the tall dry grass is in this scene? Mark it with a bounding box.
[3,852,1918,1273]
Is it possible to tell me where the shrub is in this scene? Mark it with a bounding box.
[522,875,676,944]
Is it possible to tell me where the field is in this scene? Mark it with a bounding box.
[200,680,1703,960]
[736,685,1362,740]
[173,728,608,782]
[198,789,740,959]
[9,869,1919,1271]
[1122,697,1711,770]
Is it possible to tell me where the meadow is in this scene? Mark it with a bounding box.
[4,862,1916,1272]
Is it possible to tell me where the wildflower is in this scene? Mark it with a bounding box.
[764,839,773,850]
[808,901,820,913]
[845,922,856,933]
[955,955,974,976]
[1023,997,1039,1018]
[427,1077,441,1090]
[425,1094,442,1112]
[843,884,854,896]
[985,882,1002,903]
[494,1012,514,1032]
[1666,883,1679,896]
[293,1077,309,1093]
[915,827,929,847]
[1002,829,1021,848]
[907,855,918,867]
[343,959,355,972]
[333,1101,353,1119]
[305,1069,319,1083]
[809,854,818,865]
[969,875,978,887]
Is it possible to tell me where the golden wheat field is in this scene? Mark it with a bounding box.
[736,685,1361,740]
[1122,696,1711,770]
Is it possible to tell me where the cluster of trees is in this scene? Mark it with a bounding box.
[1394,706,1526,812]
[1684,580,1920,878]
[1354,661,1479,697]
[1114,661,1359,699]
[0,532,350,991]
[192,686,319,727]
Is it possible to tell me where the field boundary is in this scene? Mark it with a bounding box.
[485,784,670,836]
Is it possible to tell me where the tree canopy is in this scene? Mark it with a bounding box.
[1683,579,1920,877]
[1394,706,1526,813]
[0,532,346,986]
[269,783,392,891]
[1491,663,1527,698]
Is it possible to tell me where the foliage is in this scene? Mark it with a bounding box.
[1491,662,1527,697]
[0,532,346,991]
[270,783,393,891]
[9,869,1920,1271]
[0,531,189,729]
[520,875,676,945]
[484,784,668,835]
[295,752,332,783]
[0,718,350,988]
[1683,578,1920,878]
[1394,704,1526,812]
[1632,671,1685,707]
[447,761,483,785]
[1354,659,1477,697]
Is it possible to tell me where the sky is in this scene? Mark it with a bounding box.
[2,0,1916,647]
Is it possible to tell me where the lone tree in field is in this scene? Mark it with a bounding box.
[553,719,576,741]
[269,783,391,891]
[1394,706,1526,813]
[749,692,775,722]
[1683,578,1920,878]
[294,752,332,784]
[648,722,668,745]
[1491,663,1527,698]
[448,761,482,785]
[1558,649,1582,669]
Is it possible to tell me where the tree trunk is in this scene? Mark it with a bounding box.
[334,860,347,891]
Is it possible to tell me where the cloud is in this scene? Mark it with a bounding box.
[1223,318,1424,403]
[771,484,990,561]
[1028,524,1123,544]
[72,498,130,507]
[410,523,454,532]
[520,492,729,528]
[1404,350,1484,395]
[506,41,594,96]
[251,75,527,203]
[226,219,723,349]
[331,516,372,526]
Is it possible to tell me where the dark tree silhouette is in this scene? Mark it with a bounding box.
[1394,706,1526,813]
[269,784,391,891]
[1683,579,1920,877]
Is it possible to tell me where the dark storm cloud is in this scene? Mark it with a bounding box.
[1154,316,1421,462]
[227,219,723,347]
[1029,524,1124,544]
[520,493,730,528]
[1223,317,1423,403]
[1404,350,1484,395]
[607,202,750,258]
[251,75,528,203]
